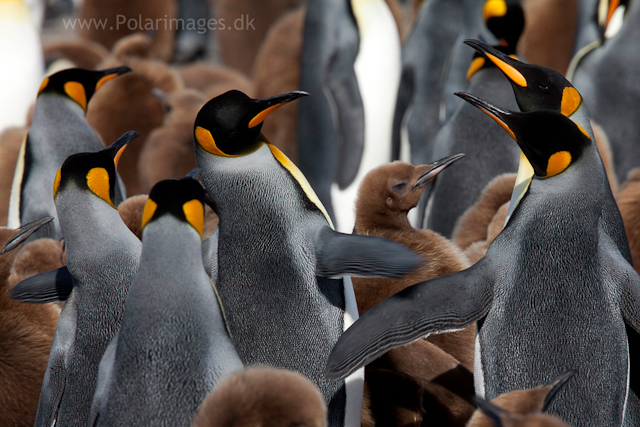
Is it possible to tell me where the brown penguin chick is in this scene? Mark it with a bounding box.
[212,0,307,75]
[0,220,61,427]
[615,167,640,275]
[517,0,577,75]
[88,38,183,195]
[0,127,27,227]
[252,6,305,162]
[452,173,516,251]
[464,202,509,265]
[352,159,474,370]
[178,63,254,97]
[467,371,576,427]
[43,38,110,71]
[592,121,619,193]
[366,338,476,427]
[192,367,327,427]
[137,89,208,194]
[78,0,177,61]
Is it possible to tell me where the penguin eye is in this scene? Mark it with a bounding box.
[392,183,407,192]
[539,85,550,91]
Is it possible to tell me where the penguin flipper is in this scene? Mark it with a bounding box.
[10,266,73,302]
[201,227,218,282]
[315,227,423,278]
[325,48,365,190]
[89,335,118,427]
[326,259,494,380]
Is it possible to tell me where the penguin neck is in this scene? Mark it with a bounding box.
[33,93,86,122]
[355,207,413,234]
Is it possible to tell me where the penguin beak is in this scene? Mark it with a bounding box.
[248,91,310,128]
[542,370,577,412]
[105,130,139,168]
[464,39,528,87]
[95,65,132,91]
[471,396,505,426]
[1,217,55,254]
[455,92,518,141]
[412,153,465,190]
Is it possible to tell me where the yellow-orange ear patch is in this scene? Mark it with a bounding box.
[196,126,238,157]
[467,57,486,80]
[484,0,507,20]
[86,167,114,208]
[53,168,61,198]
[486,53,527,87]
[141,198,157,230]
[183,199,204,238]
[95,74,118,92]
[561,87,581,117]
[38,77,49,95]
[544,151,572,178]
[64,81,87,110]
[249,103,284,128]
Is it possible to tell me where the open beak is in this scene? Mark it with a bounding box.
[248,91,310,128]
[2,217,54,254]
[412,153,465,190]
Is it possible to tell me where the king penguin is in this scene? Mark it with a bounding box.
[34,131,141,427]
[194,89,422,427]
[89,178,243,427]
[326,90,640,426]
[8,66,131,242]
[297,0,401,232]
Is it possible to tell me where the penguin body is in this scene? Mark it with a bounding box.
[34,132,141,427]
[194,90,422,427]
[89,178,242,426]
[327,92,640,426]
[8,67,130,241]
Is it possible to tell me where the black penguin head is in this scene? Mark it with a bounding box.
[456,92,592,179]
[141,178,207,238]
[53,131,138,208]
[37,66,131,111]
[463,39,584,117]
[483,0,525,49]
[193,90,309,157]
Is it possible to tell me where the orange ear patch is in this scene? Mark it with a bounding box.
[86,167,114,208]
[183,199,204,238]
[467,57,486,80]
[483,0,507,20]
[560,87,581,117]
[38,77,49,95]
[64,81,87,110]
[196,126,238,157]
[53,168,61,198]
[544,151,572,178]
[486,53,527,87]
[141,198,158,229]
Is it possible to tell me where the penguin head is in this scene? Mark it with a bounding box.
[463,40,584,118]
[53,131,138,208]
[456,92,591,179]
[140,178,207,239]
[355,155,464,231]
[37,66,131,112]
[483,0,525,49]
[193,90,309,158]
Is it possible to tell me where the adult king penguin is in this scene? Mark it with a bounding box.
[297,0,401,232]
[194,89,421,427]
[327,93,640,426]
[34,131,141,427]
[89,178,243,426]
[8,66,130,241]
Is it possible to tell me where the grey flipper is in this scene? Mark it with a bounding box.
[88,335,118,427]
[1,216,54,254]
[326,48,365,189]
[10,266,73,303]
[315,227,422,278]
[201,227,218,282]
[326,259,494,380]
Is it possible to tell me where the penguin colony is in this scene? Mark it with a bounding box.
[2,0,640,426]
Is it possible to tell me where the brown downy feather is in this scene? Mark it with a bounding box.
[178,63,254,97]
[464,202,509,265]
[0,127,27,227]
[88,37,183,195]
[252,7,305,162]
[354,161,474,369]
[592,121,618,193]
[518,0,578,75]
[138,89,208,194]
[43,38,110,70]
[192,367,327,427]
[78,0,177,61]
[452,173,516,250]
[0,228,60,427]
[366,339,476,427]
[615,168,640,275]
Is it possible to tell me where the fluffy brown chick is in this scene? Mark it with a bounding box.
[467,370,576,427]
[192,367,327,427]
[0,127,27,227]
[78,0,177,61]
[353,159,474,369]
[615,167,640,275]
[137,89,208,194]
[592,121,619,193]
[464,202,509,265]
[0,219,61,427]
[178,63,254,98]
[43,38,109,70]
